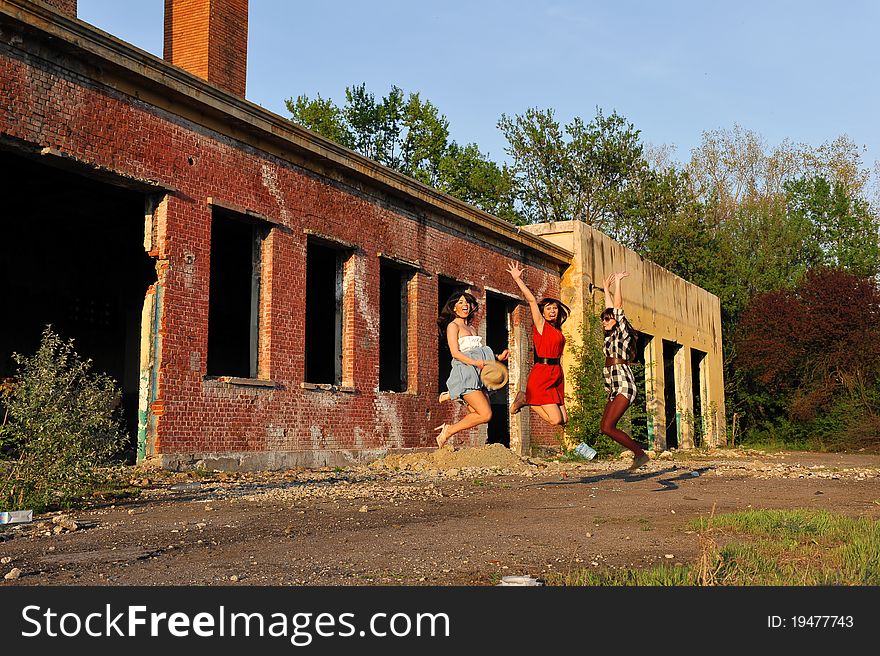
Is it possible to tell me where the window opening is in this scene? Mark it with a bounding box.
[305,240,349,384]
[207,209,268,378]
[662,339,681,448]
[379,260,413,392]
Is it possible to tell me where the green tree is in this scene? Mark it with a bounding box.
[437,143,521,223]
[498,107,679,248]
[287,83,521,220]
[285,92,352,149]
[785,175,880,277]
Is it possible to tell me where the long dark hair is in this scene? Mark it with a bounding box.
[539,297,570,329]
[438,291,478,336]
[601,307,617,336]
[601,306,639,360]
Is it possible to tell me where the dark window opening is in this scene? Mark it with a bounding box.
[0,151,156,460]
[486,292,514,447]
[305,240,347,384]
[379,260,413,392]
[207,209,268,378]
[662,339,681,449]
[691,348,707,447]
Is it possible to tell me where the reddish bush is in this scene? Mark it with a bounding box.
[737,269,880,417]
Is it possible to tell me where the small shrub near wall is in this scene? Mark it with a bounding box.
[0,327,127,512]
[565,311,624,457]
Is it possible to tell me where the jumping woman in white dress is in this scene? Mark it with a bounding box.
[434,291,508,449]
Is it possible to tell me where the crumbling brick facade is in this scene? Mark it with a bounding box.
[1,0,568,469]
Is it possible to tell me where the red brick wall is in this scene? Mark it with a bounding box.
[40,0,76,18]
[1,35,562,457]
[164,0,248,97]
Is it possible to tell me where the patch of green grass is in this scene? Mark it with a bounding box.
[472,479,484,487]
[546,565,694,586]
[88,484,142,502]
[551,509,880,586]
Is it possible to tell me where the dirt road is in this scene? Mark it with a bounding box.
[2,446,879,586]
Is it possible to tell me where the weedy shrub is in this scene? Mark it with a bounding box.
[565,309,623,457]
[0,327,127,512]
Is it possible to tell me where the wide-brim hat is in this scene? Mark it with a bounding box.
[480,361,509,391]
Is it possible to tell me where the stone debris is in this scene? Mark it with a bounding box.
[66,446,879,515]
[51,515,80,532]
[4,567,22,580]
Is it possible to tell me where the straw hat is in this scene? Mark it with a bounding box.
[480,361,509,391]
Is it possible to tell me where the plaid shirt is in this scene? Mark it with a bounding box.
[603,307,638,403]
[604,307,635,361]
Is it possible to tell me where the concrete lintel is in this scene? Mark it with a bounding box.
[207,196,289,230]
[303,228,360,252]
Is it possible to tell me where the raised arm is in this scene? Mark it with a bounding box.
[614,271,629,308]
[604,272,629,309]
[507,261,545,333]
[446,322,486,369]
[603,273,615,309]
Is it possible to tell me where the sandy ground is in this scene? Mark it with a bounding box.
[2,445,879,586]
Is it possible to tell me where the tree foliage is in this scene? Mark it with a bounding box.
[735,269,880,448]
[287,83,520,220]
[785,175,880,277]
[497,107,672,241]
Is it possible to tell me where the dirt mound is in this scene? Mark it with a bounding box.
[370,443,530,472]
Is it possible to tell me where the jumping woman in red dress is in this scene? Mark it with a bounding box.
[506,261,571,426]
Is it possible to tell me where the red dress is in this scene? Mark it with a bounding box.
[525,322,565,405]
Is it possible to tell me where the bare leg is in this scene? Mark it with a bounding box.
[530,404,564,426]
[436,390,492,448]
[600,394,645,455]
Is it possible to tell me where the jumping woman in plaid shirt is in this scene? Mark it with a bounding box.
[601,272,650,471]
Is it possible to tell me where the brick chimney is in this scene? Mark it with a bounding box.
[42,0,77,18]
[163,0,248,97]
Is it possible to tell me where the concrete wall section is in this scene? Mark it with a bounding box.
[523,221,726,449]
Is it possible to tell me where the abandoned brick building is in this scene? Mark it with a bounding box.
[1,0,726,471]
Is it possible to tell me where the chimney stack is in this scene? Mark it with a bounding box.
[163,0,248,97]
[42,0,77,18]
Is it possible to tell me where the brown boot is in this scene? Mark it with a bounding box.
[510,391,527,415]
[628,452,650,471]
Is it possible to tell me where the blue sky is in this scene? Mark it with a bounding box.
[78,1,879,173]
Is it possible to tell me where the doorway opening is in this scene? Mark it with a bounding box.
[690,348,707,447]
[631,332,653,448]
[0,151,156,461]
[662,339,681,449]
[485,291,514,446]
